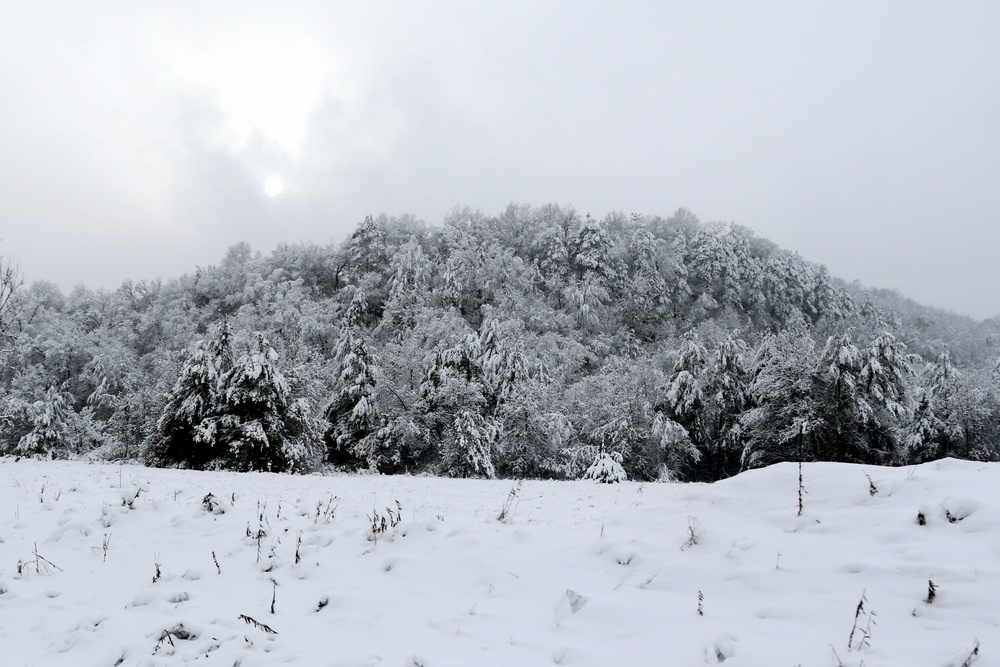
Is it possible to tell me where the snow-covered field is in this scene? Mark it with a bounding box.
[0,458,996,666]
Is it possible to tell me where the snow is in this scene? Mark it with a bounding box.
[0,457,996,666]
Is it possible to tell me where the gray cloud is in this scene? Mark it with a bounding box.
[1,2,998,318]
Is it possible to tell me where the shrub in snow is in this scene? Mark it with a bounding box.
[583,451,626,483]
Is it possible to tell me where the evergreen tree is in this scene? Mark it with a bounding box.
[382,236,432,333]
[651,412,700,479]
[324,336,379,468]
[150,323,310,471]
[222,332,302,472]
[17,385,71,455]
[740,333,821,470]
[324,288,380,468]
[445,410,498,478]
[701,333,750,478]
[571,217,617,284]
[905,350,962,462]
[582,450,627,483]
[665,331,709,477]
[477,316,528,416]
[349,215,388,278]
[148,332,225,468]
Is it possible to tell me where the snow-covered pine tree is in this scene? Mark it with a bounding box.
[812,330,905,464]
[582,450,626,483]
[860,332,913,421]
[905,350,961,462]
[665,331,708,477]
[622,227,670,340]
[562,278,609,332]
[651,412,699,480]
[382,236,432,332]
[149,335,224,468]
[580,416,634,483]
[492,380,568,478]
[445,410,499,478]
[349,215,388,278]
[905,391,947,463]
[324,287,381,468]
[477,315,527,416]
[17,385,71,455]
[701,333,750,478]
[324,335,379,469]
[739,332,820,470]
[221,332,299,472]
[571,217,617,284]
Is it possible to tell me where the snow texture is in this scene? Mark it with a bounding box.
[0,457,996,666]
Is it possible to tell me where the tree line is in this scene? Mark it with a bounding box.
[2,204,999,481]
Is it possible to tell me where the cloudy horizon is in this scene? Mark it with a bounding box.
[2,2,998,319]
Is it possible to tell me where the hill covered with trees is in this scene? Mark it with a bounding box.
[2,204,999,481]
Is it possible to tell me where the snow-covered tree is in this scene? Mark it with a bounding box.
[150,324,312,472]
[349,215,388,278]
[571,217,617,284]
[323,286,381,468]
[740,333,821,470]
[860,332,913,421]
[382,236,432,333]
[17,385,71,455]
[664,331,709,476]
[445,410,499,478]
[324,335,379,468]
[651,412,700,478]
[700,333,750,478]
[477,315,528,415]
[582,450,626,483]
[562,278,609,332]
[905,350,964,462]
[0,251,23,341]
[149,335,225,468]
[493,380,569,478]
[222,332,303,472]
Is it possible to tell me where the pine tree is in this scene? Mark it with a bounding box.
[860,332,913,421]
[324,336,379,468]
[150,323,308,472]
[582,450,627,483]
[651,412,700,478]
[562,278,609,332]
[349,215,388,278]
[665,331,709,476]
[149,332,225,468]
[445,410,498,478]
[222,333,297,472]
[382,236,431,332]
[740,333,821,470]
[17,385,71,455]
[324,287,380,468]
[905,350,961,462]
[622,227,670,339]
[701,333,750,478]
[477,316,527,416]
[571,217,616,284]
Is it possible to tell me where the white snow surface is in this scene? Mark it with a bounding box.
[0,457,996,666]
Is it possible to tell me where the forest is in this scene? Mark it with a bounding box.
[1,204,999,482]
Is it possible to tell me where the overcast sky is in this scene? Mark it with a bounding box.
[2,2,998,318]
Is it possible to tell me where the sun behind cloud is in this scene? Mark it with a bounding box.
[263,175,285,198]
